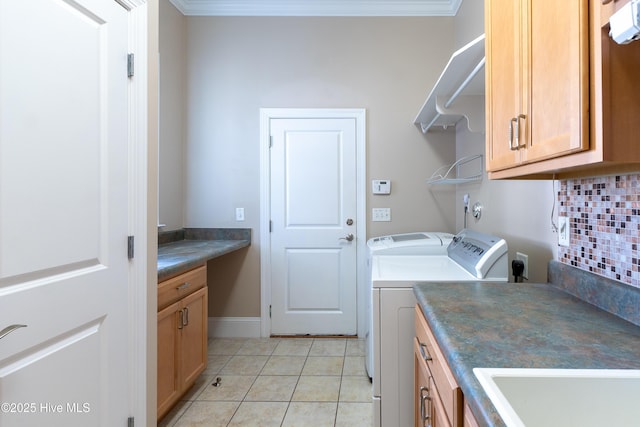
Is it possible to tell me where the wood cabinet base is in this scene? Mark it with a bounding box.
[415,305,481,427]
[157,265,208,421]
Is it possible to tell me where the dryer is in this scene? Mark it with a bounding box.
[364,232,453,378]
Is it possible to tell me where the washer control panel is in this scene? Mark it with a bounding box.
[448,229,508,279]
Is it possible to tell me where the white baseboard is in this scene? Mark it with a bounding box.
[208,317,262,338]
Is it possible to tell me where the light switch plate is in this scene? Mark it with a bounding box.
[558,216,570,246]
[235,207,245,221]
[372,208,391,222]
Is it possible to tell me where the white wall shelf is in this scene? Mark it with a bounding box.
[427,154,483,185]
[414,34,485,133]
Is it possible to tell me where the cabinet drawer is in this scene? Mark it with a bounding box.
[158,265,207,311]
[415,305,462,427]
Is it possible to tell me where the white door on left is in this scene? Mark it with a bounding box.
[0,1,130,426]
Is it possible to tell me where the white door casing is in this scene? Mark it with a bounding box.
[0,0,149,425]
[260,109,366,337]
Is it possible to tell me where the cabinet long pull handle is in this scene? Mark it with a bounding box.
[419,343,432,361]
[0,324,27,341]
[183,307,189,327]
[419,386,432,427]
[509,117,518,151]
[176,282,191,291]
[178,310,184,330]
[509,115,527,150]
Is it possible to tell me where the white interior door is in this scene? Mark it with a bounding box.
[269,117,357,335]
[0,1,130,426]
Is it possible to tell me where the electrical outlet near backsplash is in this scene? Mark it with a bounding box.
[558,174,640,288]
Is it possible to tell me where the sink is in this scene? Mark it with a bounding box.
[473,368,640,427]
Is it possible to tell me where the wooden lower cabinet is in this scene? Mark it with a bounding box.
[157,266,208,421]
[415,305,479,427]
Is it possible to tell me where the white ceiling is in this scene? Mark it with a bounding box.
[168,0,463,17]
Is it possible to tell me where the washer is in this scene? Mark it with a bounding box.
[371,229,508,427]
[364,231,453,379]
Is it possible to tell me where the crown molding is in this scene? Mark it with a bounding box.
[168,0,462,17]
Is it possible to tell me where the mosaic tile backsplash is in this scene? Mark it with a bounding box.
[558,174,640,288]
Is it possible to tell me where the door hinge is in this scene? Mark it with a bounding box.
[269,305,272,318]
[269,135,273,148]
[128,416,134,427]
[128,236,134,259]
[127,53,134,78]
[269,220,272,232]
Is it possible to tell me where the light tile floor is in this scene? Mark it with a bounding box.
[159,337,373,427]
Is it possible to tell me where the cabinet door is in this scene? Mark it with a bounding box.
[157,301,181,420]
[431,377,453,427]
[180,286,208,389]
[526,0,589,163]
[485,0,523,171]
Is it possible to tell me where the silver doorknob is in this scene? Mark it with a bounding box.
[339,234,354,242]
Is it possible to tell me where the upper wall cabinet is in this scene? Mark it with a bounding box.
[486,0,640,179]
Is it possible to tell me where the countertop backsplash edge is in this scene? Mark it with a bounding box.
[548,259,640,326]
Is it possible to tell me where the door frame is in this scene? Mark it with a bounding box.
[259,108,367,338]
[119,0,155,425]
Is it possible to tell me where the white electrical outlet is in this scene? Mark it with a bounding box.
[558,216,570,246]
[372,208,391,222]
[516,252,529,280]
[235,207,245,221]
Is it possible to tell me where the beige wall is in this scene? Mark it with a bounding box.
[159,0,186,231]
[181,15,457,317]
[452,0,557,283]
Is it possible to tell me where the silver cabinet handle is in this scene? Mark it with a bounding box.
[178,310,184,330]
[509,114,526,151]
[183,307,189,327]
[419,386,432,426]
[176,282,191,291]
[419,343,432,361]
[509,117,518,151]
[0,324,27,340]
[339,234,354,242]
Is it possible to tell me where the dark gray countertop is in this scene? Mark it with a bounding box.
[413,280,640,427]
[157,228,251,281]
